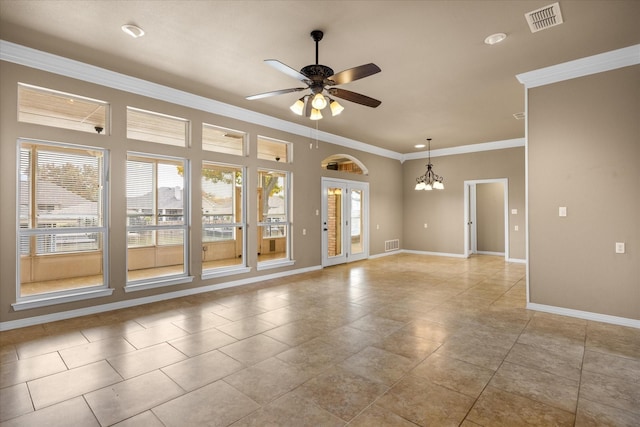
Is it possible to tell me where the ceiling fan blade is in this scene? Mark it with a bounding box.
[328,88,381,108]
[265,59,310,82]
[328,63,381,85]
[246,87,306,100]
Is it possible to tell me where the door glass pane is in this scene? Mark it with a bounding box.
[327,187,343,258]
[351,189,363,255]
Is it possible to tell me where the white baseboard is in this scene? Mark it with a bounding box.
[402,249,467,258]
[527,302,640,329]
[508,258,526,264]
[0,265,322,331]
[477,251,505,256]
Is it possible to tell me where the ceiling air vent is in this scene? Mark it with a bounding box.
[525,2,563,33]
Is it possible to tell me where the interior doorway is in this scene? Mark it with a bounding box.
[464,179,509,260]
[321,178,369,267]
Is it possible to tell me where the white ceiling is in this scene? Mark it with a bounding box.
[1,0,639,153]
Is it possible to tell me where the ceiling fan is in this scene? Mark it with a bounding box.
[246,30,381,119]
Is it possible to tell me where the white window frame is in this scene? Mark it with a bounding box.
[125,152,193,291]
[257,169,294,270]
[13,138,113,311]
[201,161,250,279]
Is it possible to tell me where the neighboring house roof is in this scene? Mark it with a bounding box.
[20,179,98,216]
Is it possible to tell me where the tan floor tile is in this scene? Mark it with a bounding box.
[402,318,461,342]
[468,386,574,426]
[435,337,508,371]
[582,349,640,382]
[168,327,237,357]
[15,331,88,359]
[112,410,165,427]
[170,312,231,333]
[108,342,187,379]
[0,352,67,388]
[0,383,33,422]
[59,336,136,368]
[224,357,313,404]
[505,342,583,381]
[376,375,475,426]
[348,404,419,426]
[489,361,579,413]
[162,349,244,391]
[580,370,640,415]
[0,396,99,427]
[253,306,305,326]
[123,322,189,349]
[85,370,184,426]
[586,323,640,360]
[81,320,146,342]
[375,329,442,361]
[319,325,381,355]
[263,320,326,346]
[296,365,389,422]
[231,392,344,426]
[340,346,415,386]
[152,380,260,427]
[575,398,640,427]
[348,314,406,338]
[132,309,189,328]
[211,304,267,321]
[411,353,495,398]
[215,317,277,340]
[219,334,289,365]
[0,344,18,364]
[29,360,122,409]
[276,336,353,375]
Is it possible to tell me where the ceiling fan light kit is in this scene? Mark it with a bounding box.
[247,30,381,120]
[415,139,445,191]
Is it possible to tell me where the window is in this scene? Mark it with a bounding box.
[127,107,189,147]
[18,83,108,134]
[18,140,108,298]
[257,169,290,264]
[202,124,245,156]
[257,136,290,162]
[202,162,246,275]
[126,153,189,287]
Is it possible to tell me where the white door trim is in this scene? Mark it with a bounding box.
[464,178,509,261]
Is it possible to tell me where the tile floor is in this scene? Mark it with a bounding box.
[1,254,639,426]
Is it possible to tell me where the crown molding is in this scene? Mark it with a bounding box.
[516,44,640,88]
[401,138,525,162]
[0,40,403,161]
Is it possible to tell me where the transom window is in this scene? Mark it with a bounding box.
[257,136,290,162]
[202,124,245,156]
[127,107,189,147]
[18,83,108,134]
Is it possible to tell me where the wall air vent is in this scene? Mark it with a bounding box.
[525,2,563,33]
[385,239,400,252]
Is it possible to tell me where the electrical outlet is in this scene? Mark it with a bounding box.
[424,223,428,228]
[514,225,519,231]
[511,209,518,215]
[559,207,567,217]
[615,242,625,254]
[302,228,306,236]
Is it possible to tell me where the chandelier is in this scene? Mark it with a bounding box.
[415,138,444,191]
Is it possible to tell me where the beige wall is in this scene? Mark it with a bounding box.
[403,147,525,259]
[476,182,505,253]
[0,60,402,324]
[528,65,640,320]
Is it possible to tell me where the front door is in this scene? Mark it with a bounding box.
[321,178,368,266]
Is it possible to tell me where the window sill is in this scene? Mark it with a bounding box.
[125,275,194,293]
[12,287,114,311]
[202,266,251,280]
[256,259,295,271]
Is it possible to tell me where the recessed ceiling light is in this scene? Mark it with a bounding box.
[121,24,145,38]
[484,33,507,45]
[414,144,426,149]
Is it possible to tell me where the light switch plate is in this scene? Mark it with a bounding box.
[559,207,567,217]
[616,242,625,254]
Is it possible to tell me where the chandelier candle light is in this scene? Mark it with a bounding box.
[415,138,445,191]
